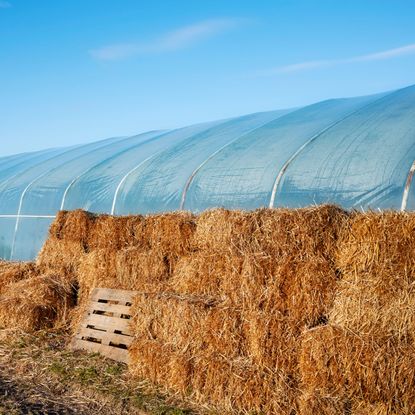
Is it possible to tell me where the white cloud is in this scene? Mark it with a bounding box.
[263,43,415,75]
[91,18,243,61]
[0,1,11,8]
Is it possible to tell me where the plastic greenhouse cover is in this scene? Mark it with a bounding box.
[63,119,225,214]
[184,93,385,211]
[0,147,72,184]
[0,136,125,215]
[275,85,415,210]
[20,131,165,216]
[1,84,415,260]
[115,109,293,214]
[12,217,54,261]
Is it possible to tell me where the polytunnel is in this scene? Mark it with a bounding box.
[1,84,415,261]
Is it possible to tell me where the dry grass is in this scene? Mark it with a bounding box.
[0,328,195,414]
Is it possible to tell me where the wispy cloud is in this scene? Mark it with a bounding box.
[91,18,244,61]
[0,1,11,8]
[261,43,415,75]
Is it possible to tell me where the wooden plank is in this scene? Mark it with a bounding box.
[84,313,133,334]
[75,327,134,346]
[71,338,129,364]
[90,288,137,304]
[88,301,132,316]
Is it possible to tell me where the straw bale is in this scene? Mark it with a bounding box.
[336,211,415,278]
[169,252,243,299]
[130,293,241,357]
[298,395,398,415]
[194,209,257,253]
[351,401,394,415]
[87,214,145,250]
[297,391,350,415]
[0,273,75,331]
[141,212,196,256]
[253,205,348,259]
[331,211,415,336]
[0,261,38,291]
[36,238,86,279]
[329,274,415,337]
[48,209,96,244]
[190,353,297,414]
[242,309,300,371]
[240,256,338,322]
[76,249,117,307]
[299,325,415,410]
[115,246,170,289]
[128,338,192,394]
[76,247,170,311]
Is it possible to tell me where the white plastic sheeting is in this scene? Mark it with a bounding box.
[1,85,414,260]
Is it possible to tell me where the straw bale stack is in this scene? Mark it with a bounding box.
[4,205,415,414]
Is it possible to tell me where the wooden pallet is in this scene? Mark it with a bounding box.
[71,288,137,364]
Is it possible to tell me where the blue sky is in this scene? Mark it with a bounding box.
[1,0,415,156]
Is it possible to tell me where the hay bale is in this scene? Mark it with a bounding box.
[142,212,196,256]
[169,252,243,299]
[297,391,350,415]
[76,249,117,308]
[351,401,393,415]
[336,211,415,277]
[77,247,169,304]
[115,247,170,289]
[239,256,338,323]
[128,338,193,394]
[87,214,145,250]
[299,325,415,412]
[48,209,96,244]
[130,293,240,357]
[190,353,297,414]
[331,211,415,336]
[0,261,38,291]
[253,205,348,259]
[37,238,86,279]
[0,273,75,331]
[194,209,257,253]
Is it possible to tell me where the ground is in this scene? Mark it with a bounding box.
[0,329,196,415]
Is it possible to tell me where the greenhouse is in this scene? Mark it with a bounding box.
[1,84,415,261]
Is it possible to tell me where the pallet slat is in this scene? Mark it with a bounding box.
[88,301,132,316]
[72,338,129,364]
[75,327,134,346]
[71,288,137,363]
[90,288,136,303]
[85,313,133,334]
